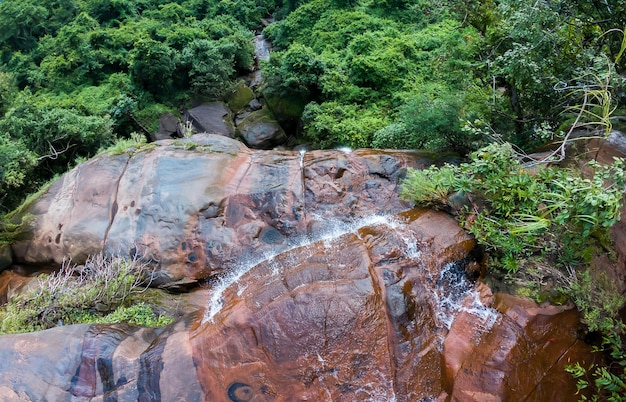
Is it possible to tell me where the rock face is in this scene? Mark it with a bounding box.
[11,135,429,288]
[0,210,595,401]
[0,245,11,271]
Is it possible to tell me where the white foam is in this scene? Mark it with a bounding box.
[433,262,499,334]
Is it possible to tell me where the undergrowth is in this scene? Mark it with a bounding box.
[0,253,173,334]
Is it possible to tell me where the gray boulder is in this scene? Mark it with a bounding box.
[236,108,287,149]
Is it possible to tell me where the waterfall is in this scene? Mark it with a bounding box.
[254,34,271,63]
[203,214,401,323]
[433,261,499,333]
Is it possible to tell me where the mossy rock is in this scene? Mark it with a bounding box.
[262,91,308,126]
[227,82,255,112]
[0,244,12,271]
[236,108,287,149]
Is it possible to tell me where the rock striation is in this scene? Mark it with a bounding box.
[0,209,596,401]
[0,137,600,401]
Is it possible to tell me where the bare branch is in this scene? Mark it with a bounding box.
[37,141,76,161]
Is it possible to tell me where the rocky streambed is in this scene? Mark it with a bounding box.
[0,135,605,401]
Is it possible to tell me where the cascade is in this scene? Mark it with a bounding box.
[204,214,401,323]
[254,34,271,62]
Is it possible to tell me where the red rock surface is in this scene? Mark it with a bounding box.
[0,210,597,401]
[0,137,605,400]
[10,135,431,288]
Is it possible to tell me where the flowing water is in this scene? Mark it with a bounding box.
[203,213,497,335]
[201,213,499,401]
[203,214,400,323]
[254,34,271,62]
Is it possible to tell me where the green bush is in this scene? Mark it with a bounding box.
[402,142,626,400]
[401,142,626,273]
[0,253,173,333]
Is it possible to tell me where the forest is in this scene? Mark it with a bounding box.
[1,0,626,398]
[0,0,624,213]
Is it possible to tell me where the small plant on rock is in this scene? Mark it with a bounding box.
[0,253,173,334]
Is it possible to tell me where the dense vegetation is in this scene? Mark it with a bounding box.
[1,0,626,398]
[263,0,626,152]
[401,144,626,400]
[2,0,626,212]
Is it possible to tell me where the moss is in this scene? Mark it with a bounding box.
[262,91,308,122]
[226,82,255,112]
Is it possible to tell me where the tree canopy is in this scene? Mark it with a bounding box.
[1,0,625,211]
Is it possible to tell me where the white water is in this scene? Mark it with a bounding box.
[202,214,402,323]
[433,261,499,334]
[298,149,306,169]
[203,213,497,335]
[200,212,499,401]
[254,34,271,62]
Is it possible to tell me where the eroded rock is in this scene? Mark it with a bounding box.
[11,136,429,288]
[0,211,595,401]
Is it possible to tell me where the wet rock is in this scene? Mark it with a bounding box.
[0,320,204,401]
[11,136,425,288]
[236,108,287,149]
[445,293,600,401]
[0,211,595,401]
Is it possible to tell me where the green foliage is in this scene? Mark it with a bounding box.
[401,143,626,273]
[93,302,174,327]
[0,253,173,334]
[566,323,626,401]
[402,141,626,399]
[181,39,236,98]
[569,270,626,334]
[0,0,269,211]
[263,43,325,98]
[101,132,148,155]
[302,101,388,148]
[0,133,37,192]
[130,38,178,96]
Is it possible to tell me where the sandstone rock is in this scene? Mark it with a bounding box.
[0,270,38,304]
[236,107,286,149]
[444,293,600,401]
[0,211,595,401]
[11,136,425,288]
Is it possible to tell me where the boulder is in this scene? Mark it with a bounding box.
[444,293,600,400]
[236,108,287,149]
[11,135,429,288]
[226,82,255,112]
[0,210,595,401]
[183,103,236,138]
[151,112,180,141]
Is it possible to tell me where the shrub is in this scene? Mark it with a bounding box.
[0,253,173,333]
[401,142,626,273]
[401,142,626,399]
